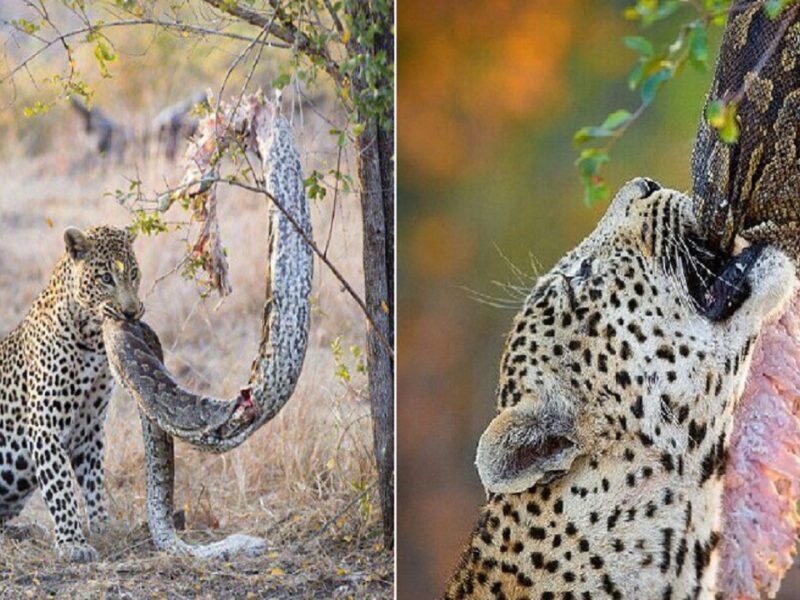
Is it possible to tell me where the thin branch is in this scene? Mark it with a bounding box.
[1,18,289,84]
[215,177,394,357]
[213,19,273,136]
[199,0,342,85]
[322,0,345,37]
[595,101,649,157]
[150,173,392,356]
[323,143,343,257]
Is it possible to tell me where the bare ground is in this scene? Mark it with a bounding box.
[0,109,392,599]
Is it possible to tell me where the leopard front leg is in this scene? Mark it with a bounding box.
[30,423,98,562]
[27,366,98,563]
[71,429,109,535]
[71,377,113,535]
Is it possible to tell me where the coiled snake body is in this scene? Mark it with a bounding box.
[103,98,313,558]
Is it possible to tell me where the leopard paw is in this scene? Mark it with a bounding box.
[58,541,99,563]
[88,512,110,536]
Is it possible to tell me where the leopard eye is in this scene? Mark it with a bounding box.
[131,267,139,280]
[99,273,114,285]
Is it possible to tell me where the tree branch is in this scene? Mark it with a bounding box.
[156,174,394,357]
[322,0,345,37]
[199,0,342,85]
[216,177,394,357]
[1,18,289,84]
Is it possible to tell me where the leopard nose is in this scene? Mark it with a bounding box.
[122,303,144,320]
[639,178,661,197]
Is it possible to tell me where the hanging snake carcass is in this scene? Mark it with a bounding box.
[103,94,313,559]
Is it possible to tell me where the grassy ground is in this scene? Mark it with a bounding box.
[0,106,392,599]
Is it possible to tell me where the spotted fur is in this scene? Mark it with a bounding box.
[0,226,142,562]
[446,179,796,599]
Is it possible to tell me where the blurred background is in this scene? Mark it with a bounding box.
[398,1,800,597]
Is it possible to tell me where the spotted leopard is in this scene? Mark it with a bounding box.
[445,179,796,599]
[0,226,142,562]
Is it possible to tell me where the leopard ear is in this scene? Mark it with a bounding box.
[124,227,137,244]
[64,227,92,260]
[476,402,580,494]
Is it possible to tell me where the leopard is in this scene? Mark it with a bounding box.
[445,178,797,599]
[0,225,143,562]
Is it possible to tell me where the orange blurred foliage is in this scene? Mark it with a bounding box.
[399,0,576,179]
[408,214,474,279]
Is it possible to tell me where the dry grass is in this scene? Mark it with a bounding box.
[0,108,392,599]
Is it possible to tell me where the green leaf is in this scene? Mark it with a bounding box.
[651,1,680,23]
[624,0,681,26]
[573,126,614,145]
[627,63,645,90]
[94,41,117,62]
[765,0,797,18]
[130,210,168,235]
[688,25,709,70]
[23,101,50,118]
[13,18,40,35]
[576,149,611,205]
[576,148,610,172]
[706,100,739,144]
[624,36,654,57]
[573,110,631,146]
[272,73,291,89]
[640,68,672,105]
[623,6,641,20]
[601,109,632,130]
[719,111,740,143]
[303,170,327,200]
[705,99,725,127]
[585,178,610,205]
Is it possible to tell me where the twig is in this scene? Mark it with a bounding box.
[105,537,153,562]
[214,14,277,141]
[199,0,343,86]
[215,178,394,357]
[313,482,377,541]
[322,0,345,37]
[2,18,290,84]
[323,143,343,257]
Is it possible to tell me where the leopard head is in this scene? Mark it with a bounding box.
[63,225,144,322]
[476,177,796,494]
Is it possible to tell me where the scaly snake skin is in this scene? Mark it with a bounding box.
[693,0,800,258]
[693,2,800,597]
[102,104,313,558]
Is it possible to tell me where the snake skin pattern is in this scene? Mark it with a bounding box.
[103,100,313,558]
[692,3,800,597]
[693,1,800,258]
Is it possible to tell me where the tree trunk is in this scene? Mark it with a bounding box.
[346,0,395,547]
[377,3,395,327]
[355,123,395,547]
[378,124,394,329]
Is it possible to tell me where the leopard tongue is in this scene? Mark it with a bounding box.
[721,291,800,599]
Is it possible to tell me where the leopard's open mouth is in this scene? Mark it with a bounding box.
[684,237,767,322]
